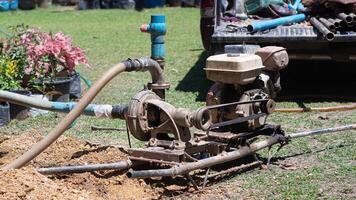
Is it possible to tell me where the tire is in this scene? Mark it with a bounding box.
[200,17,214,51]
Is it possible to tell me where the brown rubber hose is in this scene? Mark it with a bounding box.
[275,103,356,113]
[3,63,126,170]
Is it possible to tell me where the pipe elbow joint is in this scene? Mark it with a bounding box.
[123,57,165,85]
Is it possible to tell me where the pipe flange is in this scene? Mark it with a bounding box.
[262,99,276,114]
[191,107,212,131]
[127,90,161,141]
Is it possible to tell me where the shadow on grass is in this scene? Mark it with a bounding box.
[278,60,356,103]
[263,143,353,164]
[176,51,213,101]
[177,54,356,104]
[142,142,352,199]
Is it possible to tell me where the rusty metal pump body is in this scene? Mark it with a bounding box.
[125,47,285,164]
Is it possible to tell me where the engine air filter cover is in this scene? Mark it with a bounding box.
[205,53,264,85]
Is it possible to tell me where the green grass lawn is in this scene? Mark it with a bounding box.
[0,8,355,199]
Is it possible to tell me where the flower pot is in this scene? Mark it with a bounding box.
[9,89,31,120]
[19,0,36,10]
[69,73,82,99]
[36,77,73,102]
[0,102,10,126]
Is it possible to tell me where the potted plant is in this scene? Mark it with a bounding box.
[16,25,90,101]
[0,29,31,121]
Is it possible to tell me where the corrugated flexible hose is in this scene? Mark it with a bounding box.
[3,62,127,170]
[3,57,164,170]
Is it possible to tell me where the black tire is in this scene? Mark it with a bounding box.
[200,17,214,52]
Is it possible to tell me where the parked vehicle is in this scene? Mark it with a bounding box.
[200,0,356,62]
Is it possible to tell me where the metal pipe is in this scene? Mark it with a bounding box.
[247,14,306,33]
[319,17,336,32]
[350,13,356,22]
[123,57,165,85]
[310,17,335,41]
[337,13,353,24]
[127,135,284,178]
[91,125,126,131]
[328,18,341,28]
[3,57,166,170]
[288,124,356,139]
[37,160,132,175]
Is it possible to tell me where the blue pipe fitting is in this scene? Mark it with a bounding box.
[247,14,306,33]
[51,102,96,116]
[140,15,166,60]
[288,0,304,12]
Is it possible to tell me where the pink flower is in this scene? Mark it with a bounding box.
[24,67,32,74]
[19,28,90,78]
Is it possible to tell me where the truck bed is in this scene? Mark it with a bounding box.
[213,21,356,43]
[211,21,356,61]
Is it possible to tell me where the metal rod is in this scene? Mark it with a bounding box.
[37,160,132,175]
[127,135,283,178]
[288,124,355,139]
[185,174,199,191]
[91,125,126,131]
[125,120,132,148]
[202,168,210,188]
[310,17,335,41]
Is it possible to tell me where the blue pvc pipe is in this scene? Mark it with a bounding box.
[0,90,110,117]
[247,14,306,32]
[51,102,96,116]
[288,0,304,12]
[142,15,166,60]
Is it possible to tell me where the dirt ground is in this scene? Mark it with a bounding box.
[0,128,354,200]
[0,131,156,200]
[0,131,240,200]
